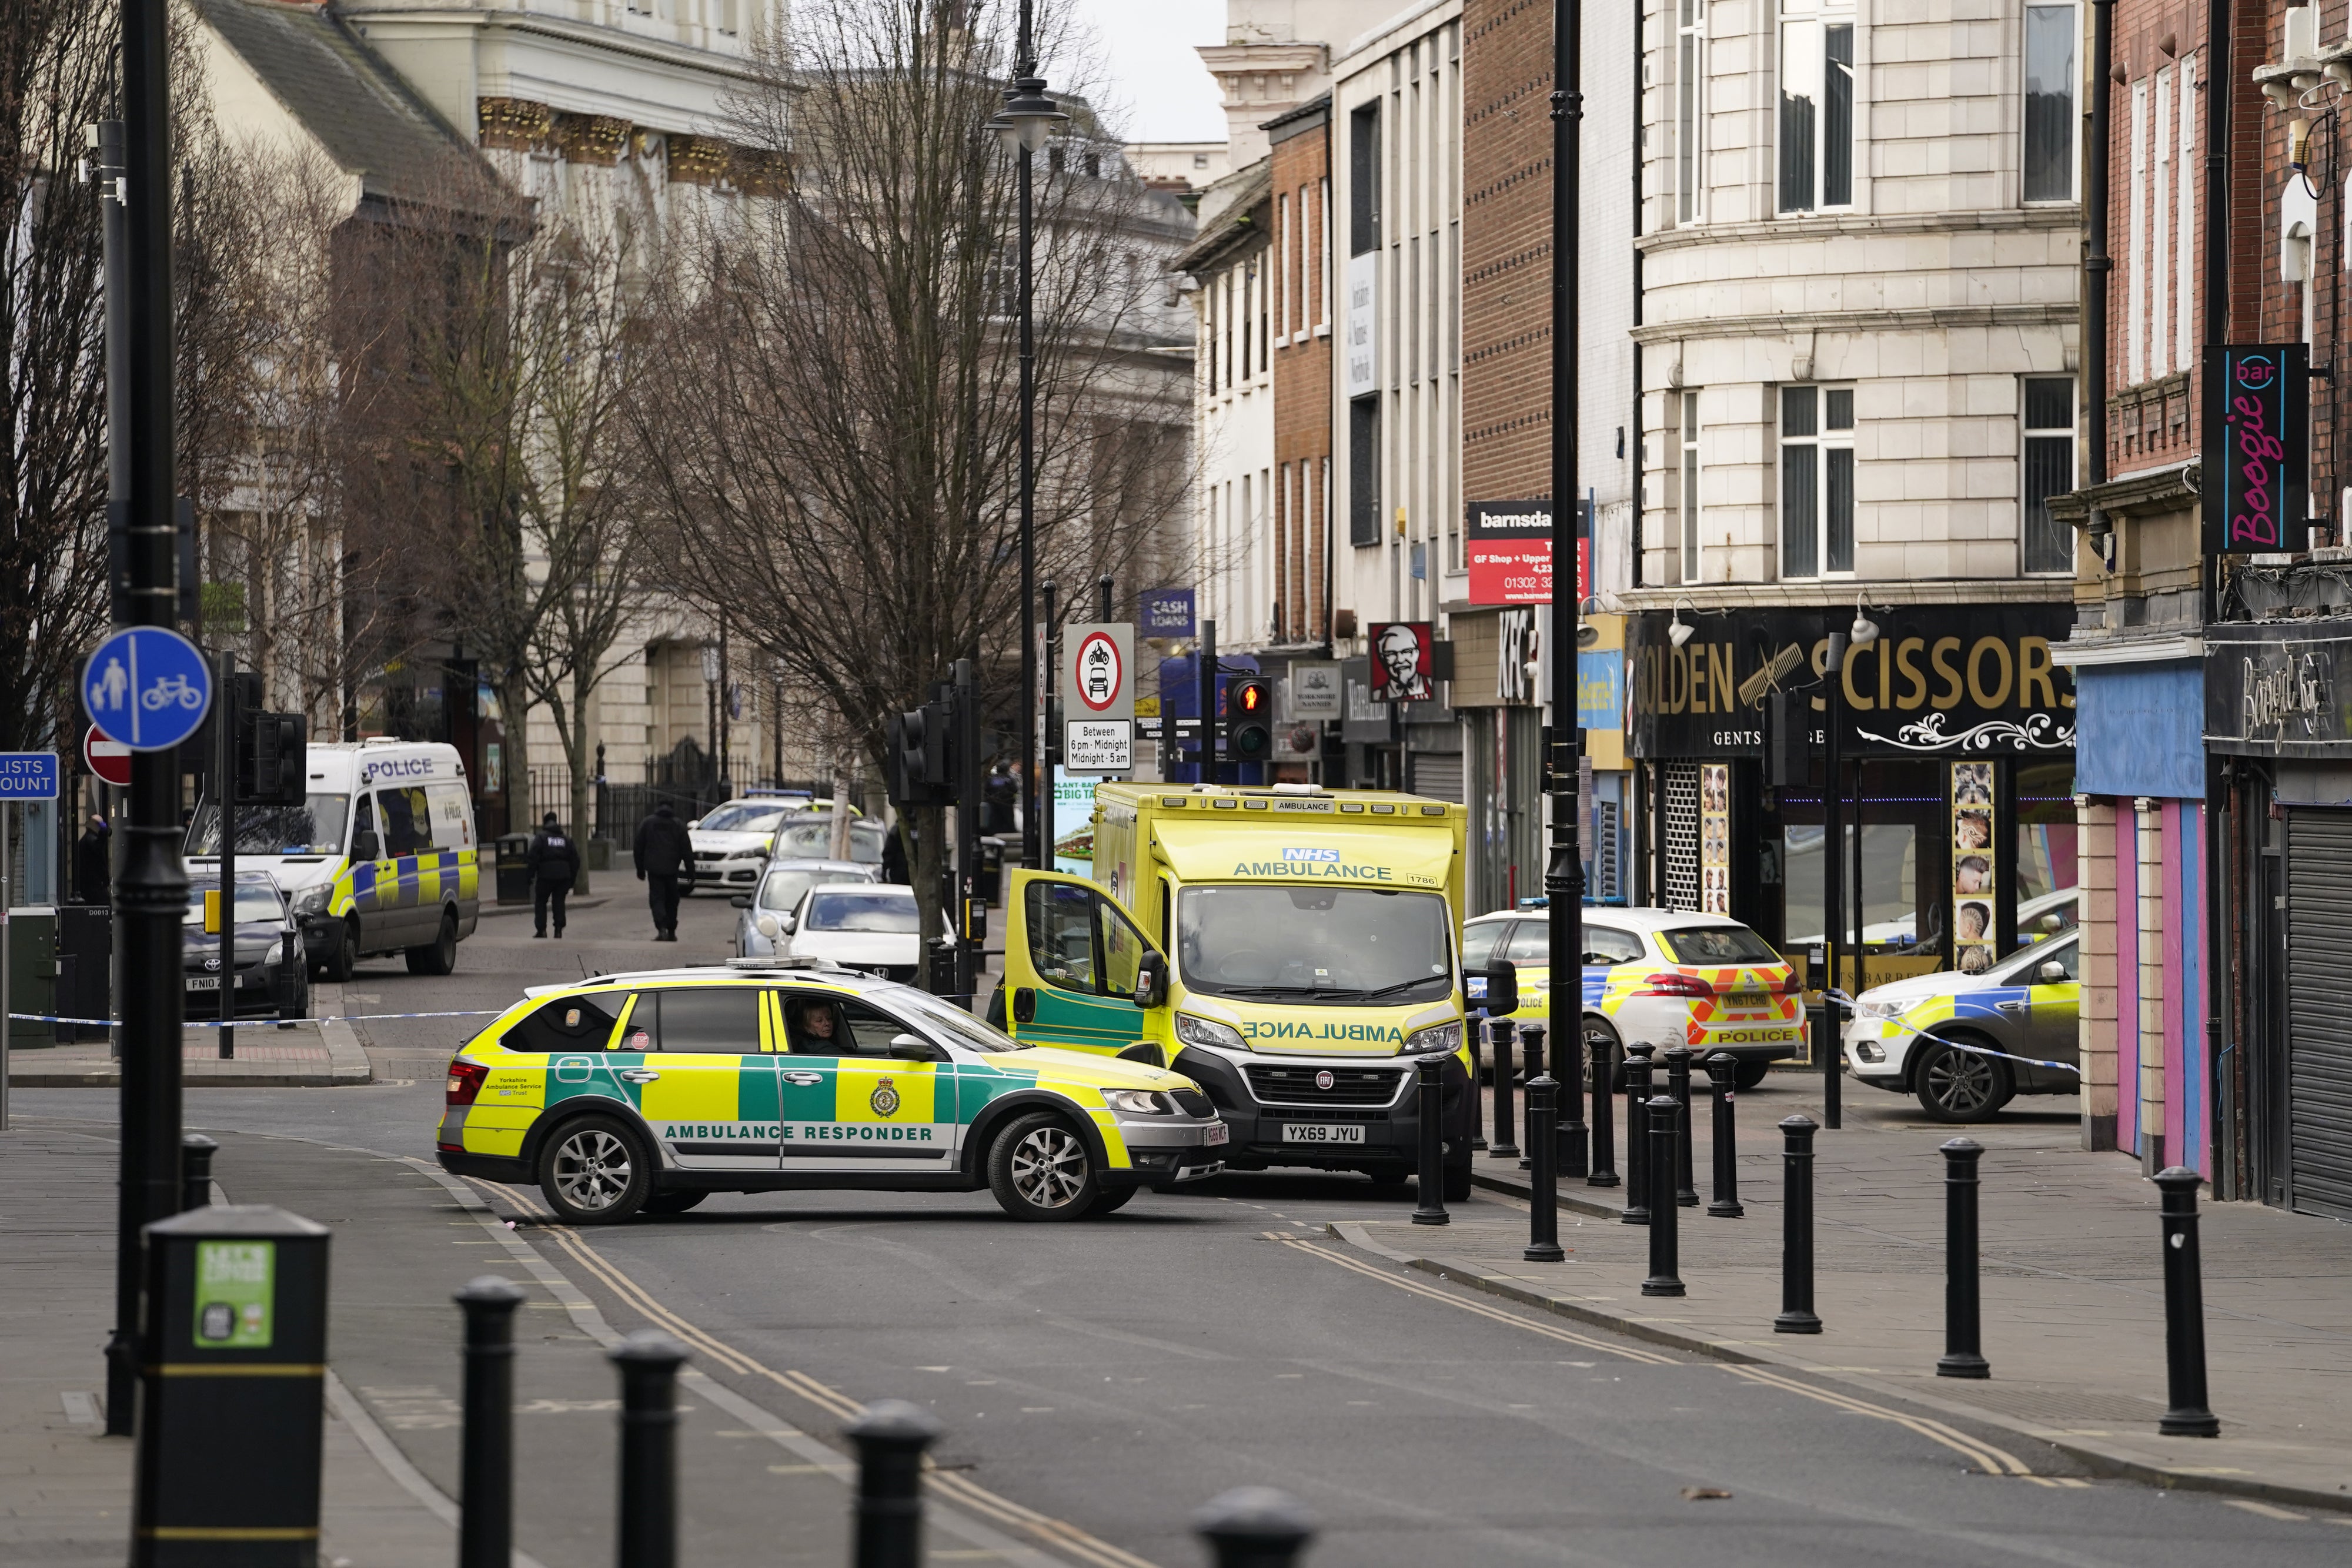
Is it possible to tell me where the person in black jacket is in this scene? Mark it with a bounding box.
[73,814,112,905]
[528,812,581,938]
[634,800,692,941]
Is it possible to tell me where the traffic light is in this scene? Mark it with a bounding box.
[1228,676,1274,764]
[886,698,956,808]
[1764,690,1808,788]
[245,712,306,805]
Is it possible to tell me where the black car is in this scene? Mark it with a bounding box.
[185,872,310,1021]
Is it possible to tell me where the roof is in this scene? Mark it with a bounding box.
[523,959,895,998]
[1263,92,1332,142]
[190,0,487,209]
[1167,159,1273,278]
[1466,905,1762,931]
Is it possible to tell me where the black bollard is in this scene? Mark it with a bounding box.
[1705,1053,1743,1217]
[848,1399,942,1568]
[1641,1094,1684,1296]
[1663,1047,1700,1207]
[1194,1486,1315,1568]
[179,1132,218,1212]
[1467,1019,1488,1152]
[1587,1035,1620,1188]
[1516,1024,1546,1171]
[1411,1054,1448,1226]
[1936,1138,1989,1379]
[2154,1168,2221,1436]
[1622,1044,1656,1224]
[456,1276,526,1568]
[1524,1075,1563,1262]
[1773,1115,1822,1333]
[611,1330,689,1568]
[1486,1018,1520,1160]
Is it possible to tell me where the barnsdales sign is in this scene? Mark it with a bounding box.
[2201,344,2309,555]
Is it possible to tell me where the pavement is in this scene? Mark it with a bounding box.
[8,1016,373,1088]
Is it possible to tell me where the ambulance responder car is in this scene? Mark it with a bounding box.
[1459,907,1806,1089]
[435,960,1228,1223]
[992,783,1478,1199]
[1842,928,2082,1122]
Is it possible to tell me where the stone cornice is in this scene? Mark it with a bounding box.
[1616,580,2074,612]
[340,7,764,85]
[1634,302,2075,346]
[1636,204,2083,256]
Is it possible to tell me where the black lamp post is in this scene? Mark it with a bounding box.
[990,4,1066,871]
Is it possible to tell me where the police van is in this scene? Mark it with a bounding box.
[188,739,481,980]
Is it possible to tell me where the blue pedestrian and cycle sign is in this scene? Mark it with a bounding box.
[0,753,59,800]
[82,626,212,750]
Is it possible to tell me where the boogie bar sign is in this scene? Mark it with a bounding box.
[2201,343,2309,554]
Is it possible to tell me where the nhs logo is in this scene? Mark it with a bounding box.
[1282,848,1340,863]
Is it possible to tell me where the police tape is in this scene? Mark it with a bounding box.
[1822,989,2080,1076]
[7,1009,504,1029]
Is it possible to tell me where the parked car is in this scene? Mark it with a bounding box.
[731,860,881,957]
[686,802,883,893]
[778,883,921,982]
[1843,928,2082,1121]
[185,871,309,1021]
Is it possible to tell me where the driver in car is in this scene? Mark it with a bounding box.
[787,996,850,1056]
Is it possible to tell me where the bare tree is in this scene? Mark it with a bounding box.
[632,0,1195,938]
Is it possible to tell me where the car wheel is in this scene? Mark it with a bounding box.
[322,918,358,982]
[1442,1146,1475,1204]
[642,1190,709,1216]
[279,964,310,1022]
[406,911,459,976]
[1913,1040,2012,1123]
[1582,1015,1623,1091]
[1084,1183,1138,1217]
[538,1115,652,1223]
[986,1112,1100,1221]
[1733,1060,1770,1092]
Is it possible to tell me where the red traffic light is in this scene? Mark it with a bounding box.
[1235,681,1268,713]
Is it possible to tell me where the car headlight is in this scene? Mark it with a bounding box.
[1403,1021,1462,1055]
[262,939,283,967]
[1853,998,1901,1021]
[756,915,781,938]
[1102,1089,1176,1116]
[1174,1012,1247,1052]
[291,884,331,917]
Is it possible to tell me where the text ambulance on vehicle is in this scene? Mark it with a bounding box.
[994,783,1478,1199]
[188,738,480,981]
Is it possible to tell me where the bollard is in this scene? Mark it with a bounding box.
[1586,1035,1620,1188]
[612,1330,690,1568]
[1935,1139,1989,1379]
[2153,1168,2221,1437]
[1411,1054,1448,1226]
[1704,1054,1743,1218]
[1516,1024,1546,1171]
[848,1399,942,1568]
[1622,1045,1656,1224]
[456,1276,526,1568]
[1773,1116,1822,1333]
[180,1132,218,1213]
[1641,1094,1684,1296]
[1486,1018,1520,1160]
[1663,1047,1700,1207]
[1467,1019,1488,1152]
[1194,1486,1315,1568]
[1523,1075,1563,1262]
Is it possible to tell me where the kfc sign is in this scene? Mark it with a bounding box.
[1368,621,1436,703]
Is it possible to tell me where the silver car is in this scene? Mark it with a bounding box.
[732,859,881,957]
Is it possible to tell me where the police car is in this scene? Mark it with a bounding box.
[436,961,1227,1223]
[1842,929,2081,1121]
[1461,907,1806,1087]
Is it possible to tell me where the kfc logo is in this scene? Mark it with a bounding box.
[1368,621,1435,703]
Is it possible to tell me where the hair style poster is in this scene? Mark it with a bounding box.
[1951,760,1995,974]
[1699,763,1730,914]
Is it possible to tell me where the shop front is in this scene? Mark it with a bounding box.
[1625,605,2079,1007]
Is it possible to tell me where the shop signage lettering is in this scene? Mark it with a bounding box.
[2201,343,2310,556]
[2206,624,2352,755]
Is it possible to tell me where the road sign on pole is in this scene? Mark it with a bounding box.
[1060,623,1134,777]
[84,728,133,788]
[83,626,211,751]
[0,753,60,800]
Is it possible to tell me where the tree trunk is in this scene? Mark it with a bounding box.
[499,664,531,839]
[567,664,593,894]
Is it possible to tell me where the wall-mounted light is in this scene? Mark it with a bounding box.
[1849,596,1880,648]
[1667,601,1695,648]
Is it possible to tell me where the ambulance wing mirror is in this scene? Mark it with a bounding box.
[1476,959,1519,1018]
[1131,951,1168,1009]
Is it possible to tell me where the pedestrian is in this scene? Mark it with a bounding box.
[634,800,691,942]
[881,821,910,885]
[529,811,580,938]
[74,813,112,905]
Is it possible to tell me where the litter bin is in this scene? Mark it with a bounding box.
[5,906,56,1051]
[55,904,112,1044]
[494,834,532,905]
[977,836,1009,905]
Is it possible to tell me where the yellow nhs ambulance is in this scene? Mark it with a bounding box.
[997,783,1475,1200]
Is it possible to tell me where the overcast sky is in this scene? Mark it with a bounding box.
[1066,0,1226,143]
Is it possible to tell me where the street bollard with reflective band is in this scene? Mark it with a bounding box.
[1936,1139,1990,1379]
[1663,1047,1700,1207]
[1587,1035,1620,1188]
[1486,1018,1519,1159]
[1467,1021,1488,1151]
[1622,1045,1656,1224]
[456,1276,526,1568]
[1516,1024,1546,1171]
[2154,1168,2222,1436]
[179,1132,218,1212]
[1524,1075,1564,1262]
[1641,1095,1685,1296]
[1194,1486,1316,1568]
[1774,1116,1822,1333]
[612,1330,689,1568]
[848,1399,941,1568]
[133,1206,331,1567]
[1411,1054,1448,1226]
[1705,1054,1743,1217]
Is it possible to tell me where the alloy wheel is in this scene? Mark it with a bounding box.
[1924,1047,1998,1117]
[1008,1126,1088,1209]
[552,1128,634,1212]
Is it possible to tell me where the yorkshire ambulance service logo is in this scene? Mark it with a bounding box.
[870,1077,901,1118]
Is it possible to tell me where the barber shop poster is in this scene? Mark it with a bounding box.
[1699,763,1731,914]
[1951,761,1996,974]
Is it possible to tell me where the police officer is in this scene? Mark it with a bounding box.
[634,800,691,942]
[529,812,580,938]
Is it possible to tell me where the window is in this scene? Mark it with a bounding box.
[1461,921,1508,969]
[1318,176,1333,326]
[1349,104,1381,255]
[1678,0,1707,223]
[1098,900,1148,998]
[838,999,938,1058]
[2127,80,2146,382]
[649,988,764,1052]
[1502,922,1551,964]
[379,787,436,855]
[1778,0,1853,213]
[1349,396,1381,546]
[1679,392,1702,583]
[505,993,626,1054]
[778,992,851,1055]
[2022,378,2075,574]
[2023,4,2077,202]
[2176,62,2196,369]
[1026,881,1099,992]
[2151,65,2171,378]
[1584,927,1646,966]
[1241,263,1253,379]
[1259,255,1270,373]
[1660,925,1782,964]
[1275,194,1289,340]
[1779,386,1855,578]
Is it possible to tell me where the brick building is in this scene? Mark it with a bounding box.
[1270,97,1337,673]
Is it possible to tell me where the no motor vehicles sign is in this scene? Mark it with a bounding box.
[1061,622,1133,775]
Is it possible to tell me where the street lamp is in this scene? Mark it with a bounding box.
[986,6,1065,871]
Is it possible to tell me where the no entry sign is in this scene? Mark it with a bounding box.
[85,726,133,787]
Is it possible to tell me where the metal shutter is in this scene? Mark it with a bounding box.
[1408,751,1464,803]
[1663,763,1700,912]
[2286,810,2352,1219]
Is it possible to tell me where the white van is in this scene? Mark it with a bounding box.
[188,739,482,979]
